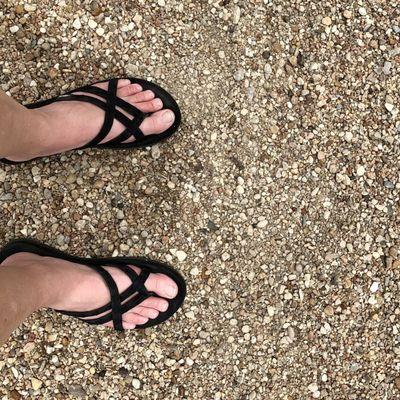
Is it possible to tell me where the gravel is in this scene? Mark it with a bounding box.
[0,0,399,399]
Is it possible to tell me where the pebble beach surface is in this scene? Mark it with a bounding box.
[0,1,399,399]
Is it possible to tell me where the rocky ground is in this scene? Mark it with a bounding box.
[0,0,399,399]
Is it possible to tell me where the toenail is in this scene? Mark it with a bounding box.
[166,285,178,298]
[161,302,169,312]
[162,110,174,123]
[154,98,163,107]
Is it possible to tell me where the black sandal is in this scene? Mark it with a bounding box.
[0,238,186,331]
[1,77,181,164]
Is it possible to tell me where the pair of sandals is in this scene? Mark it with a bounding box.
[0,77,186,331]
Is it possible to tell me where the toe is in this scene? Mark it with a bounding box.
[123,313,149,325]
[139,109,175,136]
[118,83,143,97]
[131,306,160,319]
[122,322,136,329]
[129,90,155,103]
[144,273,178,299]
[93,79,131,91]
[132,98,163,113]
[138,296,169,312]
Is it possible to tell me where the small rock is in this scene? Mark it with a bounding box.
[356,165,366,176]
[395,376,400,389]
[234,68,245,81]
[96,27,105,36]
[151,145,161,159]
[73,18,81,30]
[308,383,319,393]
[343,10,352,19]
[88,19,97,29]
[176,250,187,262]
[385,103,394,113]
[359,7,367,16]
[324,305,334,316]
[389,246,398,258]
[236,185,244,194]
[344,131,353,142]
[257,219,268,228]
[383,61,392,75]
[232,6,241,24]
[31,378,43,391]
[370,282,379,293]
[10,26,19,33]
[322,16,332,26]
[242,325,250,333]
[132,378,141,389]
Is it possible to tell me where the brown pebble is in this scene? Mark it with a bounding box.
[395,377,400,390]
[324,305,334,316]
[15,5,24,14]
[389,246,398,258]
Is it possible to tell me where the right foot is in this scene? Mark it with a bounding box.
[5,79,176,162]
[1,252,178,330]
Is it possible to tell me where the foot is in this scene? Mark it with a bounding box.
[5,79,176,162]
[1,252,178,330]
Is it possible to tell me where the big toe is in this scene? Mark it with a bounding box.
[140,109,175,135]
[145,273,178,299]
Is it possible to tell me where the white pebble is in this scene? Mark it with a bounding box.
[359,7,367,16]
[257,219,268,228]
[88,19,98,29]
[370,281,379,293]
[356,165,366,176]
[73,18,81,30]
[236,185,244,194]
[96,27,105,36]
[132,378,141,389]
[10,26,19,33]
[176,250,187,262]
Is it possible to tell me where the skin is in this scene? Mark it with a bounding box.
[0,80,179,344]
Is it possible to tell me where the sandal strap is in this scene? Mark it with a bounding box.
[45,79,148,147]
[56,264,151,331]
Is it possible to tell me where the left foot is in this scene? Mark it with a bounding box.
[1,252,178,330]
[4,79,176,162]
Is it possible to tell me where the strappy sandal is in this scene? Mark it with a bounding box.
[0,238,186,331]
[1,77,181,164]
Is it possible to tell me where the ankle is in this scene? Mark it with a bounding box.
[3,108,51,161]
[1,254,64,308]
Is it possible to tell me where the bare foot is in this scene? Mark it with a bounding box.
[1,252,178,330]
[5,79,176,162]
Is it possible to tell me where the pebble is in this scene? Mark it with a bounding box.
[232,6,241,24]
[176,250,187,262]
[10,26,19,33]
[242,325,250,334]
[234,69,245,81]
[322,16,332,26]
[236,185,244,194]
[257,219,268,228]
[356,165,366,176]
[88,19,97,29]
[324,305,334,316]
[343,10,352,19]
[31,378,43,391]
[132,378,141,389]
[72,18,81,30]
[359,7,367,16]
[96,27,105,36]
[370,282,379,293]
